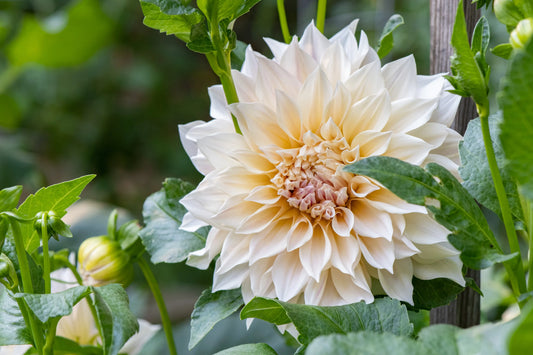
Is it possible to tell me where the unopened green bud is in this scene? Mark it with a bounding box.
[78,236,133,287]
[494,0,526,27]
[510,18,533,48]
[0,260,9,278]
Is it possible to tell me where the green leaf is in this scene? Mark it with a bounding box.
[411,277,465,310]
[491,43,513,59]
[93,284,139,355]
[345,157,510,269]
[213,343,277,355]
[0,186,23,212]
[140,178,207,264]
[241,297,412,347]
[449,0,488,105]
[116,220,145,259]
[376,14,404,59]
[186,22,216,53]
[499,33,533,200]
[53,336,103,355]
[0,94,22,130]
[189,288,243,349]
[14,285,91,323]
[16,175,95,252]
[231,40,247,70]
[508,300,533,354]
[140,0,204,42]
[0,285,32,345]
[197,0,261,24]
[7,0,113,67]
[306,331,430,355]
[459,115,523,223]
[471,17,490,57]
[418,320,517,355]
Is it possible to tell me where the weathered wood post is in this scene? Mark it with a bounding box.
[429,0,481,327]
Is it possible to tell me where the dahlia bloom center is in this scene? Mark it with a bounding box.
[272,131,351,220]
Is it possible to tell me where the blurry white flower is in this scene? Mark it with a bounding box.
[179,21,465,306]
[51,267,160,354]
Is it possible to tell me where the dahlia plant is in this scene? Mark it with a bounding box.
[1,0,533,354]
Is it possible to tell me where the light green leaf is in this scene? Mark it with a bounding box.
[16,175,95,252]
[93,284,139,355]
[241,297,412,347]
[449,0,488,105]
[471,17,490,57]
[0,286,32,345]
[14,286,91,323]
[345,157,511,269]
[0,186,22,212]
[7,0,113,67]
[306,331,430,355]
[376,14,404,59]
[491,43,513,59]
[140,178,207,264]
[459,115,523,223]
[197,0,261,24]
[508,300,533,354]
[213,343,277,355]
[499,33,533,200]
[189,288,243,349]
[140,0,203,42]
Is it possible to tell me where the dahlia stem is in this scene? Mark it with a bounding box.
[277,0,291,43]
[138,256,177,355]
[43,317,59,355]
[478,104,527,301]
[9,218,44,353]
[41,213,51,294]
[316,0,327,33]
[523,196,533,292]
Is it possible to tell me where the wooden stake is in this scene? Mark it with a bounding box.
[429,0,481,327]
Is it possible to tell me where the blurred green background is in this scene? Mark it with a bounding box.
[0,0,513,353]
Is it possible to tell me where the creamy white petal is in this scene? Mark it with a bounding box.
[213,261,249,291]
[344,60,385,102]
[403,213,450,245]
[321,41,351,83]
[299,224,332,281]
[342,89,391,139]
[384,97,439,133]
[413,256,465,286]
[351,200,394,240]
[378,258,414,304]
[358,236,395,272]
[331,267,373,304]
[385,133,434,165]
[381,55,417,100]
[264,37,289,60]
[278,38,318,83]
[299,21,331,61]
[330,234,361,276]
[187,228,227,269]
[272,251,310,301]
[298,68,332,132]
[208,85,232,121]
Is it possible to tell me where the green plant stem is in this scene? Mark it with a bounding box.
[43,317,59,355]
[316,0,327,33]
[479,106,527,299]
[138,257,177,355]
[65,261,104,340]
[41,214,51,294]
[524,197,533,292]
[9,219,44,352]
[277,0,291,43]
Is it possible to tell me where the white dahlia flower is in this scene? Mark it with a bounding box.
[179,21,465,306]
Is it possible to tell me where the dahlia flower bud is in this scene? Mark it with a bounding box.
[510,18,533,48]
[78,236,133,287]
[494,0,525,27]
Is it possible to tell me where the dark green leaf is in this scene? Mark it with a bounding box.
[0,186,23,212]
[213,343,277,355]
[116,220,145,259]
[306,331,430,355]
[189,288,243,349]
[459,115,523,223]
[376,14,404,59]
[411,277,465,310]
[7,0,113,67]
[140,178,207,264]
[140,0,203,42]
[0,285,32,345]
[16,175,95,253]
[241,297,412,347]
[14,285,91,323]
[93,284,139,355]
[53,336,103,355]
[231,40,247,70]
[345,157,511,269]
[499,33,533,200]
[491,43,513,59]
[449,0,488,105]
[186,22,215,53]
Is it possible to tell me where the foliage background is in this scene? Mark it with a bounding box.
[0,0,511,353]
